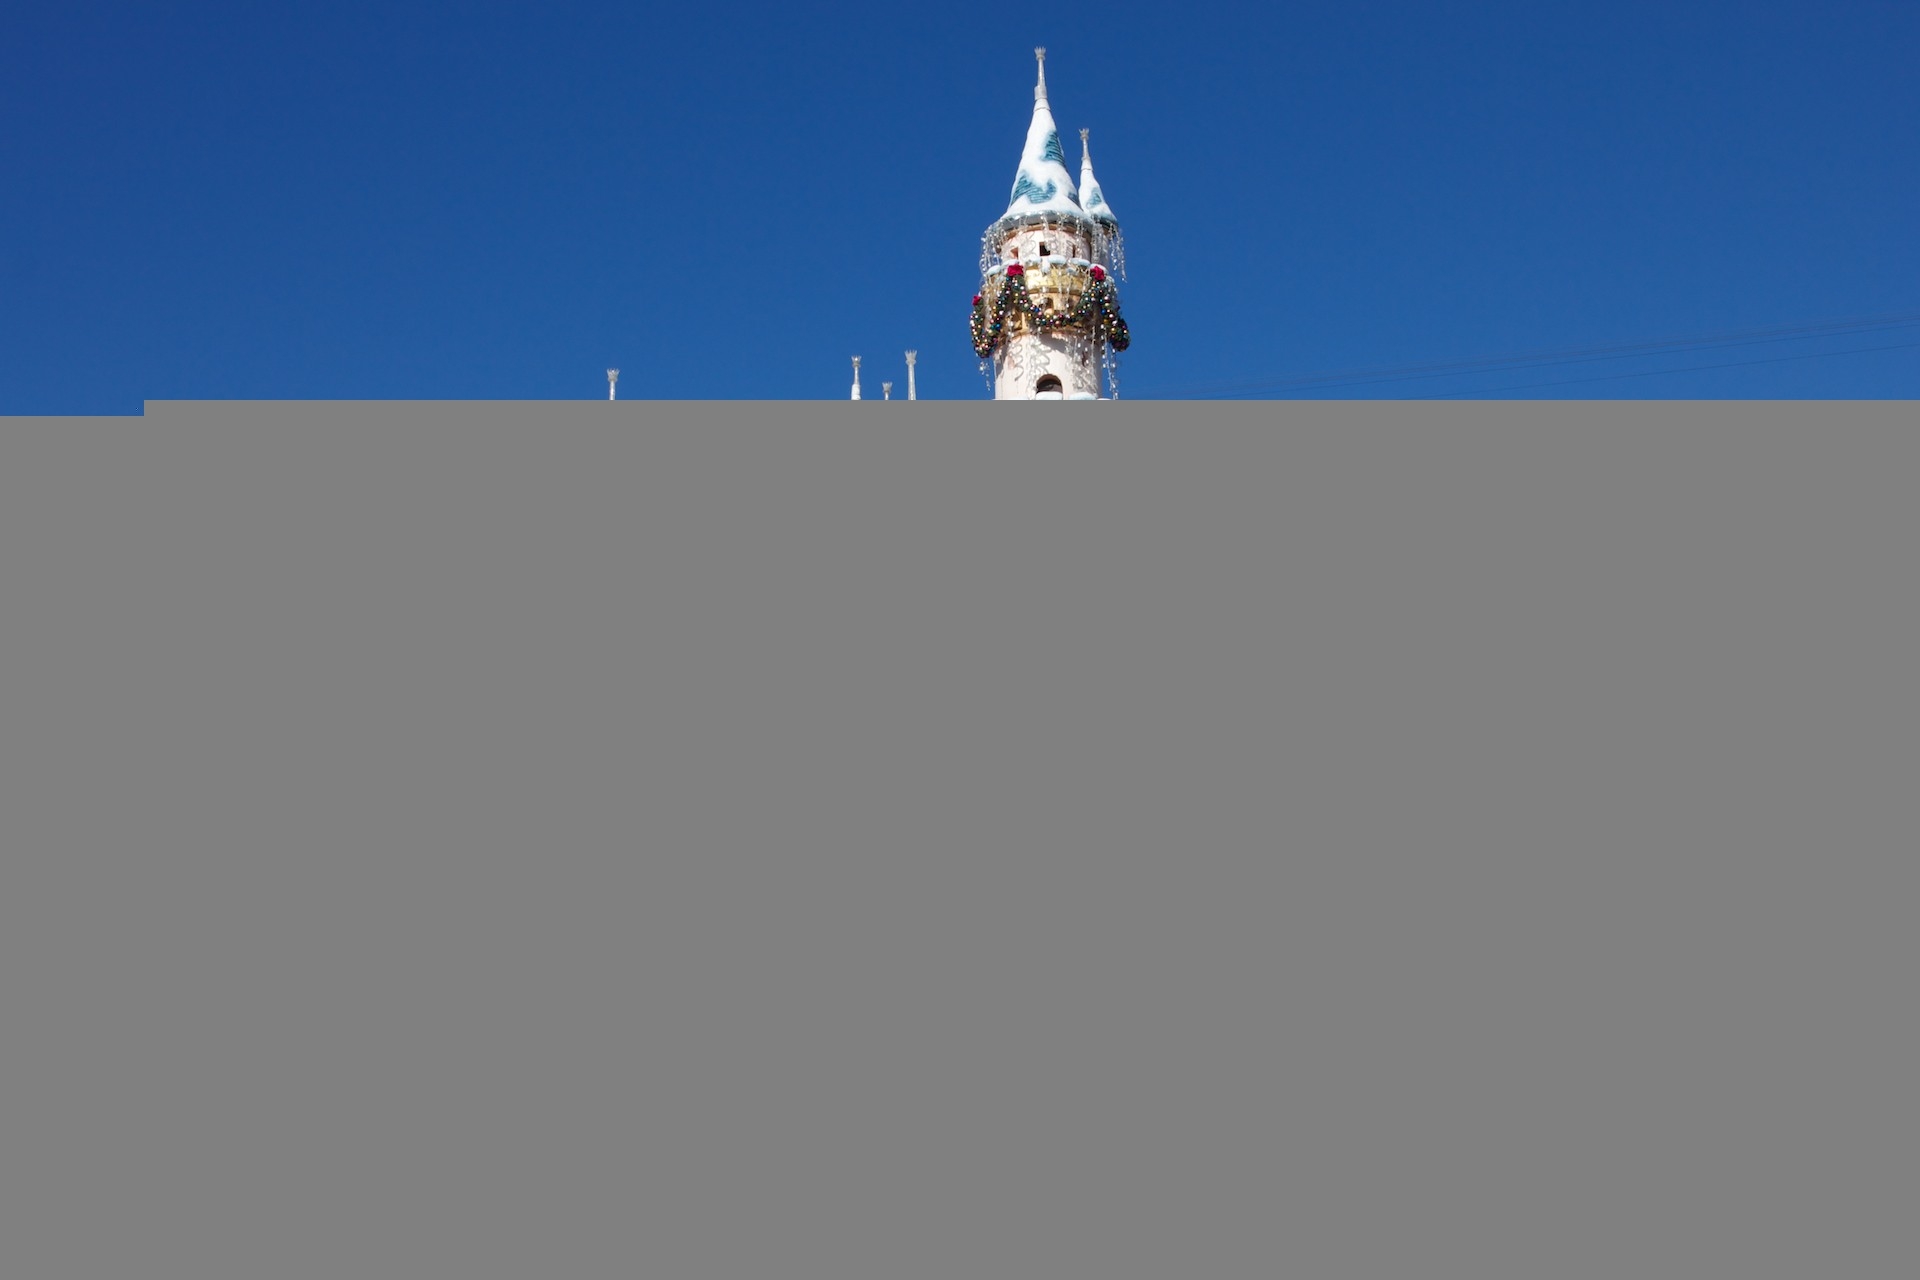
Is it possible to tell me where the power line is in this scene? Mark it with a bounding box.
[1424,339,1920,399]
[1161,313,1920,398]
[1147,316,1920,398]
[1131,311,1920,400]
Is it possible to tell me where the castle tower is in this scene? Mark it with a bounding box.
[970,48,1130,400]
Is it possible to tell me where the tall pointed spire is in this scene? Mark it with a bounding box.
[996,46,1083,229]
[1078,127,1117,226]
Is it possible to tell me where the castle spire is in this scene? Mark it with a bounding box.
[1078,127,1117,227]
[996,46,1082,229]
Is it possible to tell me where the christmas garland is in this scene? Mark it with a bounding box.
[969,262,1130,358]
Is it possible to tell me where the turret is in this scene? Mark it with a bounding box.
[969,49,1130,400]
[1079,128,1125,281]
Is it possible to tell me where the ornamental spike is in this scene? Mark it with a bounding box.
[1034,47,1048,103]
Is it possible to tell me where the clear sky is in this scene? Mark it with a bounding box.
[5,0,1916,410]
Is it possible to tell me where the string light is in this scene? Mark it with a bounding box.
[970,262,1130,358]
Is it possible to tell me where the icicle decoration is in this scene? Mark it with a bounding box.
[1096,225,1127,282]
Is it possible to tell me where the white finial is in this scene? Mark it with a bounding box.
[905,350,918,401]
[882,381,892,401]
[607,368,619,401]
[1034,47,1048,102]
[851,355,862,401]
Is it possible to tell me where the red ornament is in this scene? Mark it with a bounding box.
[1006,263,1024,276]
[973,295,982,305]
[1091,265,1106,281]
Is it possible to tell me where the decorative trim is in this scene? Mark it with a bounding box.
[970,264,1130,358]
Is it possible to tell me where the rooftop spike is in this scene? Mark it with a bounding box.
[1034,47,1048,103]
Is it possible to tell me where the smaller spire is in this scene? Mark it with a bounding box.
[1034,47,1048,103]
[1078,127,1118,226]
[850,355,862,401]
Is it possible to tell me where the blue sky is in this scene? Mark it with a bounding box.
[5,0,1915,410]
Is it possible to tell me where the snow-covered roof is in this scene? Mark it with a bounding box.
[1078,128,1118,227]
[992,49,1087,232]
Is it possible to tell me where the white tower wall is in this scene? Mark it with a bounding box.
[990,224,1101,399]
[994,320,1102,400]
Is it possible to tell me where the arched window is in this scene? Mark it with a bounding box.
[1034,375,1064,398]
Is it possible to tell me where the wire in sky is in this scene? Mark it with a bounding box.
[1131,311,1920,400]
[1422,339,1920,398]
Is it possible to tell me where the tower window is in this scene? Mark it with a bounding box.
[1039,242,1053,256]
[1035,375,1064,396]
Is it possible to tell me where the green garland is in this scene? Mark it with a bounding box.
[970,264,1130,359]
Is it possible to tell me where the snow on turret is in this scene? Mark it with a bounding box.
[993,48,1086,231]
[1078,127,1126,279]
[1077,128,1116,227]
